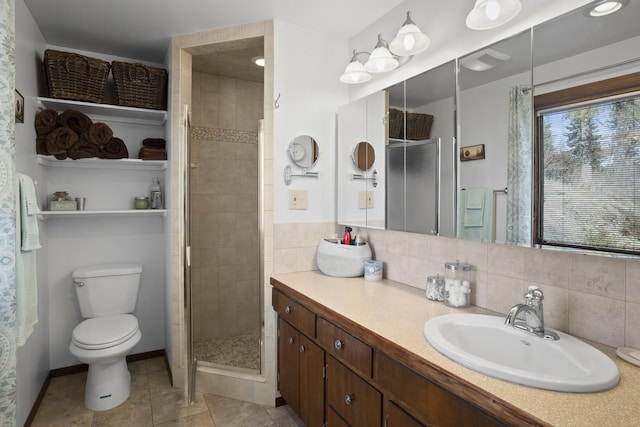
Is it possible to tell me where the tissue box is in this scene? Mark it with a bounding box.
[49,200,77,211]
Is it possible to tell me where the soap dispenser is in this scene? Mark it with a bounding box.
[342,226,352,245]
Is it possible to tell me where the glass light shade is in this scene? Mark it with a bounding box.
[364,35,399,73]
[390,12,430,57]
[466,0,522,30]
[340,59,371,84]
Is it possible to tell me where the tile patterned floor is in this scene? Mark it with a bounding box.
[31,357,304,427]
[194,330,261,371]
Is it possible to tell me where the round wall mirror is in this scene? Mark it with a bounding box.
[351,141,375,172]
[288,135,319,169]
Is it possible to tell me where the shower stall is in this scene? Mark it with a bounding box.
[187,49,265,374]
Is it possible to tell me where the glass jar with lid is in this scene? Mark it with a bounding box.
[134,196,150,209]
[444,261,472,308]
[426,275,445,301]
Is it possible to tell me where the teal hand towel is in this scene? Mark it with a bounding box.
[458,189,495,242]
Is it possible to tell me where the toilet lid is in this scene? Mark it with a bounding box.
[72,314,139,350]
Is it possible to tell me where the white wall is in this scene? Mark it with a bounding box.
[15,1,49,424]
[37,47,168,370]
[273,20,348,225]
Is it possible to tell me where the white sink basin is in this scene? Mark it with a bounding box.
[424,314,619,392]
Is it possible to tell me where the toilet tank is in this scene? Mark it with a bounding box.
[72,263,142,318]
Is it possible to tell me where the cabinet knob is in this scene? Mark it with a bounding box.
[344,394,354,406]
[288,337,294,345]
[284,305,291,314]
[335,339,343,350]
[299,345,305,353]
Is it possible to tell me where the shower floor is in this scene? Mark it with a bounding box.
[194,329,261,371]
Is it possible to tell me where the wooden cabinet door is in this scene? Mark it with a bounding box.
[299,334,325,427]
[385,400,425,427]
[326,355,381,427]
[278,318,300,414]
[327,406,350,427]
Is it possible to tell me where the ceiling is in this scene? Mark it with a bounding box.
[23,0,405,64]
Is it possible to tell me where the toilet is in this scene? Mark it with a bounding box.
[69,263,143,411]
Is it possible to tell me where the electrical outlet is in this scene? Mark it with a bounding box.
[359,191,375,209]
[289,190,308,210]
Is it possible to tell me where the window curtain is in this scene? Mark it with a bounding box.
[506,86,532,246]
[0,0,17,424]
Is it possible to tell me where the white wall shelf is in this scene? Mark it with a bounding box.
[36,97,167,126]
[37,155,167,170]
[40,209,167,218]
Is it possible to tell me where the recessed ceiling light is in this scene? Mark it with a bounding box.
[586,0,628,17]
[252,56,264,67]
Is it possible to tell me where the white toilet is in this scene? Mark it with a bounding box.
[69,263,143,411]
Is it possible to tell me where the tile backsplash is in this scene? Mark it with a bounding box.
[273,223,640,349]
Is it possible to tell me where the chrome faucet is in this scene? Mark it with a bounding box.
[505,286,559,341]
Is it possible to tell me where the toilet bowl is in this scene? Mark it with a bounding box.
[69,263,142,411]
[69,314,142,411]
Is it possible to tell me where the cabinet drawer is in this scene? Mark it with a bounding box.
[374,352,502,426]
[327,355,381,427]
[318,317,372,377]
[273,289,315,338]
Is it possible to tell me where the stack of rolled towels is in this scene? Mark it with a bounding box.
[35,109,128,160]
[138,138,167,160]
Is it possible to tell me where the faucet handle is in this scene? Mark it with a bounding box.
[524,285,543,301]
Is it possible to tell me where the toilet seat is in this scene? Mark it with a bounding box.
[72,314,139,350]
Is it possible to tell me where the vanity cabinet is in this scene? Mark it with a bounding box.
[273,290,324,427]
[272,286,505,427]
[326,354,381,426]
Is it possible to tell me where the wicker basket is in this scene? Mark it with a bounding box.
[44,49,110,103]
[112,61,168,110]
[388,108,404,139]
[406,113,433,140]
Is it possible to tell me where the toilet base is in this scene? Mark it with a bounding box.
[85,357,131,411]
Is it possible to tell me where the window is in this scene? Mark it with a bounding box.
[535,73,640,254]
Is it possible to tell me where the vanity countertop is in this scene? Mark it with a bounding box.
[271,271,640,427]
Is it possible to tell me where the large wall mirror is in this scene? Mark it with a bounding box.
[337,0,640,255]
[457,30,532,245]
[337,62,456,236]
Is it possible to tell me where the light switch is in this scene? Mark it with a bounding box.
[289,190,308,210]
[359,191,374,209]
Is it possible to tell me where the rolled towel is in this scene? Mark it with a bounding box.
[35,136,49,155]
[84,122,113,147]
[67,139,99,159]
[98,137,129,159]
[138,146,167,160]
[142,138,166,149]
[60,109,93,135]
[34,109,60,136]
[45,127,78,155]
[54,152,68,160]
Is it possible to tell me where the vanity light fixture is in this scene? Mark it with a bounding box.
[252,56,265,67]
[585,0,628,17]
[364,34,399,73]
[389,12,430,57]
[466,0,522,30]
[339,50,372,84]
[340,11,428,84]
